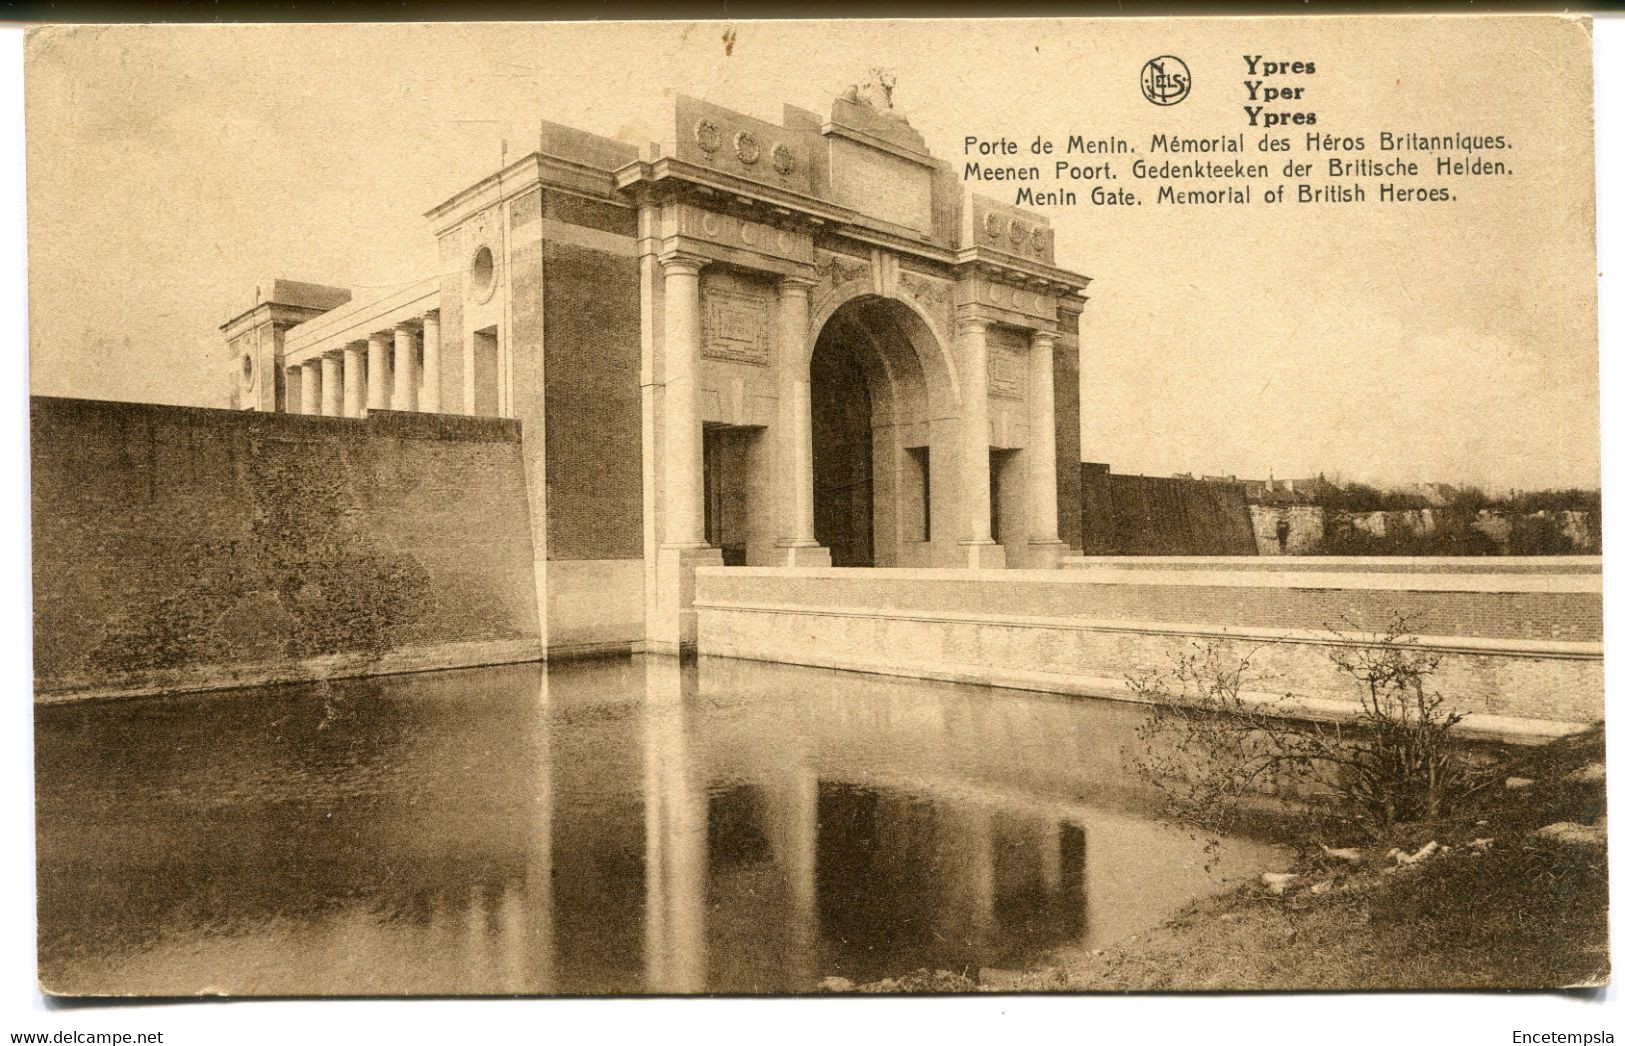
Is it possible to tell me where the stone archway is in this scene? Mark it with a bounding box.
[808,295,955,568]
[810,315,876,567]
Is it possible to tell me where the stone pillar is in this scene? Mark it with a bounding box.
[650,253,723,655]
[772,278,830,567]
[367,331,390,413]
[342,342,366,418]
[302,361,323,416]
[320,352,342,417]
[421,311,442,414]
[1025,330,1067,568]
[662,255,707,548]
[957,318,1004,568]
[392,324,418,411]
[285,365,303,415]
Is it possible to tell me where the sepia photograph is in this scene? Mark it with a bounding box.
[14,10,1612,1019]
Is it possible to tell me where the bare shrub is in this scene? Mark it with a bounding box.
[1129,613,1485,847]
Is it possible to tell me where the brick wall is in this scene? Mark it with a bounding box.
[1053,334,1081,551]
[31,397,543,700]
[508,190,548,575]
[1079,465,1258,555]
[542,237,643,561]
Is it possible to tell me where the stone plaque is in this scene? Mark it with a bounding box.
[988,342,1025,399]
[703,287,770,366]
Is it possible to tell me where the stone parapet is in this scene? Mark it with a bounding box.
[1064,554,1602,576]
[694,565,1604,740]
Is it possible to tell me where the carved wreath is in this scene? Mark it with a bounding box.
[694,118,722,154]
[734,130,760,165]
[771,143,796,176]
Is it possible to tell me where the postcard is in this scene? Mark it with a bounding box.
[23,15,1603,997]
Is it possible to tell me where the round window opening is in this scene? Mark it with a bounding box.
[240,353,255,387]
[471,245,497,302]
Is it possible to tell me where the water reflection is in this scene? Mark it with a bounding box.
[35,656,1283,996]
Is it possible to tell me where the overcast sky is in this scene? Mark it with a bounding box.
[24,17,1600,491]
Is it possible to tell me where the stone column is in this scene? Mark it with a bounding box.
[1025,329,1067,568]
[650,253,724,655]
[285,365,303,415]
[392,324,419,411]
[320,352,342,417]
[343,342,366,418]
[367,331,390,413]
[772,278,830,567]
[421,311,442,414]
[302,361,323,416]
[957,318,1004,568]
[662,255,707,548]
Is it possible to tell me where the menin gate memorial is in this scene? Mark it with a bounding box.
[220,92,1094,657]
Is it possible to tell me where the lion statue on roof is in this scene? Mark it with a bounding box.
[841,68,910,125]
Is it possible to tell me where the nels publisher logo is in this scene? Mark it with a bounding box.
[1141,55,1191,106]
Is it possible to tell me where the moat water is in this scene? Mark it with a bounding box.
[35,656,1286,996]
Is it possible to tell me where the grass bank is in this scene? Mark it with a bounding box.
[856,725,1608,993]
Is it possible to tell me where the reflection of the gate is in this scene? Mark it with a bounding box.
[35,657,1281,996]
[618,657,1276,993]
[640,655,1103,991]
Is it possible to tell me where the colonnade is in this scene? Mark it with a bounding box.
[292,311,442,417]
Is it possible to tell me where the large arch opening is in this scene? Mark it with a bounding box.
[809,295,954,568]
[811,327,874,567]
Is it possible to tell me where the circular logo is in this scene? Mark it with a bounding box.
[734,129,760,165]
[1140,55,1191,106]
[770,142,796,176]
[694,118,722,153]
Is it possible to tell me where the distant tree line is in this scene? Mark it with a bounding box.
[1313,485,1600,557]
[1317,483,1599,517]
